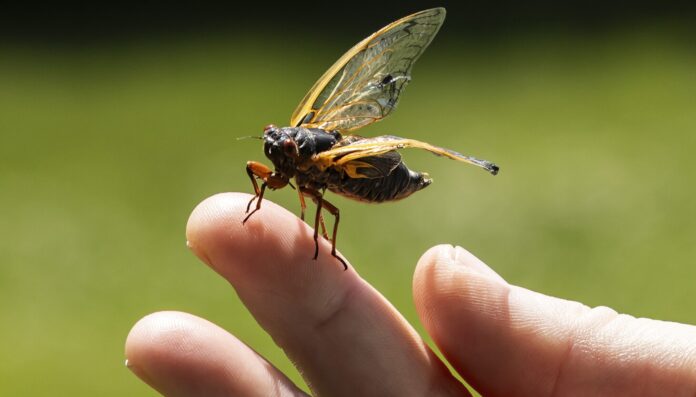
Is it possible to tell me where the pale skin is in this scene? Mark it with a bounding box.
[125,193,696,396]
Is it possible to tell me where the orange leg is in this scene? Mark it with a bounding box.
[319,214,329,240]
[244,161,288,224]
[301,188,347,270]
[297,187,307,221]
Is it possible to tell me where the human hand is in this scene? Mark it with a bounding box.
[125,193,696,396]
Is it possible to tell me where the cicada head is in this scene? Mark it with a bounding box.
[263,124,300,177]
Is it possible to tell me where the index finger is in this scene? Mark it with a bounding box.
[186,193,468,397]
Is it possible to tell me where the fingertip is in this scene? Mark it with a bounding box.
[414,245,505,297]
[414,244,455,274]
[125,311,207,390]
[187,193,313,284]
[125,311,307,397]
[414,244,508,321]
[125,311,173,365]
[125,311,213,367]
[184,192,351,281]
[185,192,251,272]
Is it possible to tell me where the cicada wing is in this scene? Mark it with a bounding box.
[314,135,500,175]
[290,8,446,132]
[342,150,402,178]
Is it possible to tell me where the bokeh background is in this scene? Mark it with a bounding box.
[1,1,695,395]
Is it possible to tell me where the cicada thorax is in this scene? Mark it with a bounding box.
[262,125,341,179]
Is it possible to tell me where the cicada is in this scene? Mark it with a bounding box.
[243,7,499,269]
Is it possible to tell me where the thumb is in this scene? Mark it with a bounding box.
[413,245,696,397]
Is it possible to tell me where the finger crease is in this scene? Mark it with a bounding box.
[549,331,576,397]
[313,283,356,334]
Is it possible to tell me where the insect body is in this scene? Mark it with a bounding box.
[244,8,499,269]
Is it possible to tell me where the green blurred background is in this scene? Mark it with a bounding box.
[1,2,695,395]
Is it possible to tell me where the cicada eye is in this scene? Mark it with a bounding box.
[283,139,298,156]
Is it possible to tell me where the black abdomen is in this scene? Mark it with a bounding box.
[328,162,431,203]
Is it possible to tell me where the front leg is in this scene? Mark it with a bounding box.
[244,161,288,224]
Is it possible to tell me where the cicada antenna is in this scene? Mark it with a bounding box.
[236,136,263,141]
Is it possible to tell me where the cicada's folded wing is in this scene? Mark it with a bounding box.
[290,8,446,132]
[341,150,402,179]
[314,135,500,176]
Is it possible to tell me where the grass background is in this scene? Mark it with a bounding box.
[1,20,695,395]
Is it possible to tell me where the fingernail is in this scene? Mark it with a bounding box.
[187,240,213,267]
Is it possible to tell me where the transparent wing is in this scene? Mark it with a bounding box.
[314,135,500,175]
[290,8,446,132]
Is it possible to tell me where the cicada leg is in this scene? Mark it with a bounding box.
[319,214,329,240]
[244,161,288,224]
[297,187,307,221]
[301,188,347,270]
[297,184,328,239]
